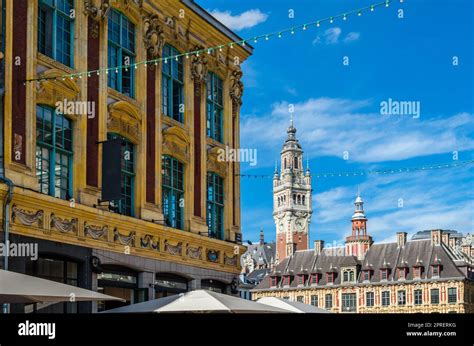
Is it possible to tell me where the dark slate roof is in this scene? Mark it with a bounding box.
[254,239,469,291]
[240,242,276,268]
[411,230,463,240]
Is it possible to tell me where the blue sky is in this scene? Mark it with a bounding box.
[199,0,474,245]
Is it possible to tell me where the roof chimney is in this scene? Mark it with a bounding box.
[441,232,449,246]
[286,243,296,257]
[314,240,324,255]
[448,236,456,249]
[396,232,407,248]
[431,230,442,246]
[461,244,471,257]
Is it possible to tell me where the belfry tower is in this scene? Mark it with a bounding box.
[273,120,312,261]
[345,192,373,259]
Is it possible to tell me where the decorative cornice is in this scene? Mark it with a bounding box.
[83,0,110,39]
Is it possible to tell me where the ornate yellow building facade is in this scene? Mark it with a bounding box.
[1,0,252,312]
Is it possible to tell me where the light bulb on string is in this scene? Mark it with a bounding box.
[343,14,347,20]
[303,24,307,30]
[316,21,320,27]
[358,11,362,16]
[164,58,168,64]
[329,17,334,23]
[370,5,375,11]
[385,0,390,7]
[253,37,258,43]
[278,32,282,38]
[265,35,269,40]
[291,28,295,34]
[175,56,178,62]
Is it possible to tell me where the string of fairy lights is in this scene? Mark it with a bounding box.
[237,160,474,179]
[23,0,403,84]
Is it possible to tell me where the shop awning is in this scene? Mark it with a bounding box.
[102,289,291,313]
[0,269,124,304]
[257,297,332,313]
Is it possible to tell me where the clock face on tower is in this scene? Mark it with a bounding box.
[295,217,305,231]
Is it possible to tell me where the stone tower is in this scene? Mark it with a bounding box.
[273,120,312,261]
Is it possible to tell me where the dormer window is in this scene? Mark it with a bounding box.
[413,266,423,279]
[297,274,305,286]
[380,269,389,281]
[326,272,335,284]
[342,269,355,283]
[270,276,278,287]
[283,275,291,286]
[310,273,320,285]
[363,270,371,281]
[432,265,441,277]
[398,268,408,280]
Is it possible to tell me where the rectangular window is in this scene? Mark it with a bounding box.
[108,9,135,97]
[206,72,223,142]
[162,44,184,122]
[399,268,406,279]
[206,172,224,239]
[107,134,135,216]
[297,275,305,285]
[325,294,333,310]
[363,270,370,281]
[270,277,277,287]
[310,295,318,307]
[432,266,440,277]
[397,290,406,305]
[38,0,74,67]
[310,274,319,285]
[36,105,72,200]
[162,156,185,229]
[381,291,390,306]
[431,289,440,305]
[296,296,304,303]
[327,273,334,284]
[414,289,423,305]
[448,288,457,304]
[341,293,357,312]
[381,269,388,280]
[366,292,374,307]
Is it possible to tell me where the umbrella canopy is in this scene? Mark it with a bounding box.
[103,289,291,313]
[0,269,124,304]
[257,297,331,313]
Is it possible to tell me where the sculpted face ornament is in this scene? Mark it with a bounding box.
[191,48,209,84]
[83,0,110,38]
[230,69,244,106]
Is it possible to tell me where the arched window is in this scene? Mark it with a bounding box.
[284,158,287,169]
[293,194,296,205]
[162,156,185,229]
[302,195,306,205]
[297,195,301,204]
[207,172,224,239]
[108,9,136,97]
[108,133,135,216]
[36,105,73,200]
[162,44,184,122]
[294,156,298,169]
[38,0,74,67]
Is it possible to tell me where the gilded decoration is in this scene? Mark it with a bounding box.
[207,146,227,176]
[107,101,141,143]
[35,69,80,109]
[113,229,136,246]
[229,68,244,108]
[50,214,78,234]
[207,249,220,263]
[11,205,44,228]
[83,0,110,38]
[143,14,165,60]
[162,126,190,163]
[84,222,108,240]
[186,244,202,260]
[164,240,182,256]
[140,234,159,251]
[224,253,237,266]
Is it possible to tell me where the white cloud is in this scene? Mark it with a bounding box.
[313,27,342,45]
[311,166,473,244]
[209,9,268,31]
[344,32,360,42]
[241,97,474,164]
